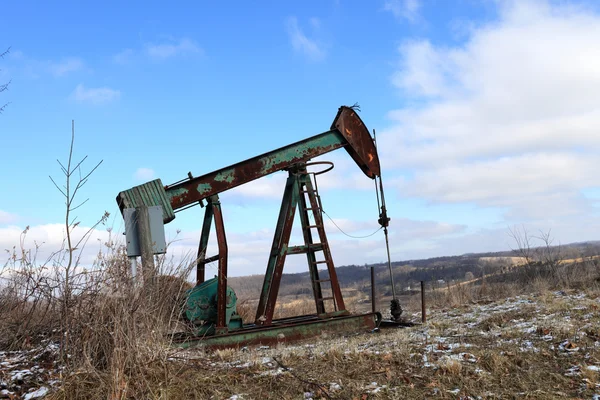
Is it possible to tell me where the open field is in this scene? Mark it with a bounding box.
[3,280,600,399]
[2,235,599,399]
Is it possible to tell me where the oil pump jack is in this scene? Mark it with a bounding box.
[116,105,401,349]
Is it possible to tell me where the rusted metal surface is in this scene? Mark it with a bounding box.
[254,166,349,325]
[115,106,381,224]
[114,105,396,348]
[211,196,229,333]
[421,280,427,323]
[303,172,346,313]
[196,201,214,285]
[165,131,347,212]
[330,106,381,179]
[161,106,380,214]
[172,312,381,350]
[297,173,325,316]
[116,179,175,223]
[371,266,376,314]
[255,174,299,325]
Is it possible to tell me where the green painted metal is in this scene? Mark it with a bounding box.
[196,199,214,285]
[115,179,176,223]
[254,173,300,324]
[165,130,348,212]
[184,276,241,335]
[296,174,325,314]
[172,312,381,350]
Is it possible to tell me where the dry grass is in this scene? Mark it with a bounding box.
[2,225,600,399]
[42,286,600,399]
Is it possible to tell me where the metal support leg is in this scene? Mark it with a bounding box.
[197,202,214,286]
[255,174,299,325]
[211,196,229,334]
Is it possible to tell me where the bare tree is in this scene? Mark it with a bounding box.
[508,225,565,281]
[49,120,108,363]
[1,46,11,113]
[508,224,535,266]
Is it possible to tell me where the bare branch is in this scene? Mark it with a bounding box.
[70,198,89,212]
[71,155,89,175]
[49,176,67,198]
[1,47,11,114]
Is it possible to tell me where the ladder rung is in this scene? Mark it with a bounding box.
[306,224,322,229]
[286,244,324,254]
[202,254,219,263]
[314,279,331,283]
[312,260,328,264]
[317,297,334,302]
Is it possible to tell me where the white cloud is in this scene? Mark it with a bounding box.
[285,17,326,61]
[163,214,466,276]
[134,167,155,182]
[0,223,114,268]
[398,152,599,205]
[379,0,600,222]
[0,210,18,225]
[113,48,135,65]
[71,84,120,105]
[49,57,84,77]
[145,38,202,59]
[383,0,421,23]
[230,173,287,199]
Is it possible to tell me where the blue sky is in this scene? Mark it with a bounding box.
[1,0,600,277]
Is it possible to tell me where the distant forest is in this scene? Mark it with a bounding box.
[229,240,600,300]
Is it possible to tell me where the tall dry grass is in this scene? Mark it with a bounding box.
[1,229,198,399]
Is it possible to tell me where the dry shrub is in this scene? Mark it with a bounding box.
[438,356,463,375]
[236,297,258,323]
[51,244,197,399]
[273,296,316,319]
[1,229,198,399]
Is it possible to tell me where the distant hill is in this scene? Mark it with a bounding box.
[228,240,600,300]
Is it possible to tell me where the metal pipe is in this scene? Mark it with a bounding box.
[130,257,137,283]
[136,205,155,286]
[212,196,229,333]
[383,225,396,300]
[421,280,426,323]
[371,266,376,313]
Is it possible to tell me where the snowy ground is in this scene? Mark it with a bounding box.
[0,341,61,399]
[2,288,600,399]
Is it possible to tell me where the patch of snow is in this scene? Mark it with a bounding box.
[329,382,341,392]
[24,386,49,399]
[519,340,539,353]
[258,367,286,376]
[11,369,33,381]
[565,366,581,376]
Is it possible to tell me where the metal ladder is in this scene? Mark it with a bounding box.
[297,172,347,317]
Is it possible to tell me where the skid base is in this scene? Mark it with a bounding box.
[171,312,382,350]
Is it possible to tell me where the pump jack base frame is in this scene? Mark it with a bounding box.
[171,312,382,350]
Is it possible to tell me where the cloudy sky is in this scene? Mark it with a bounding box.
[1,0,599,277]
